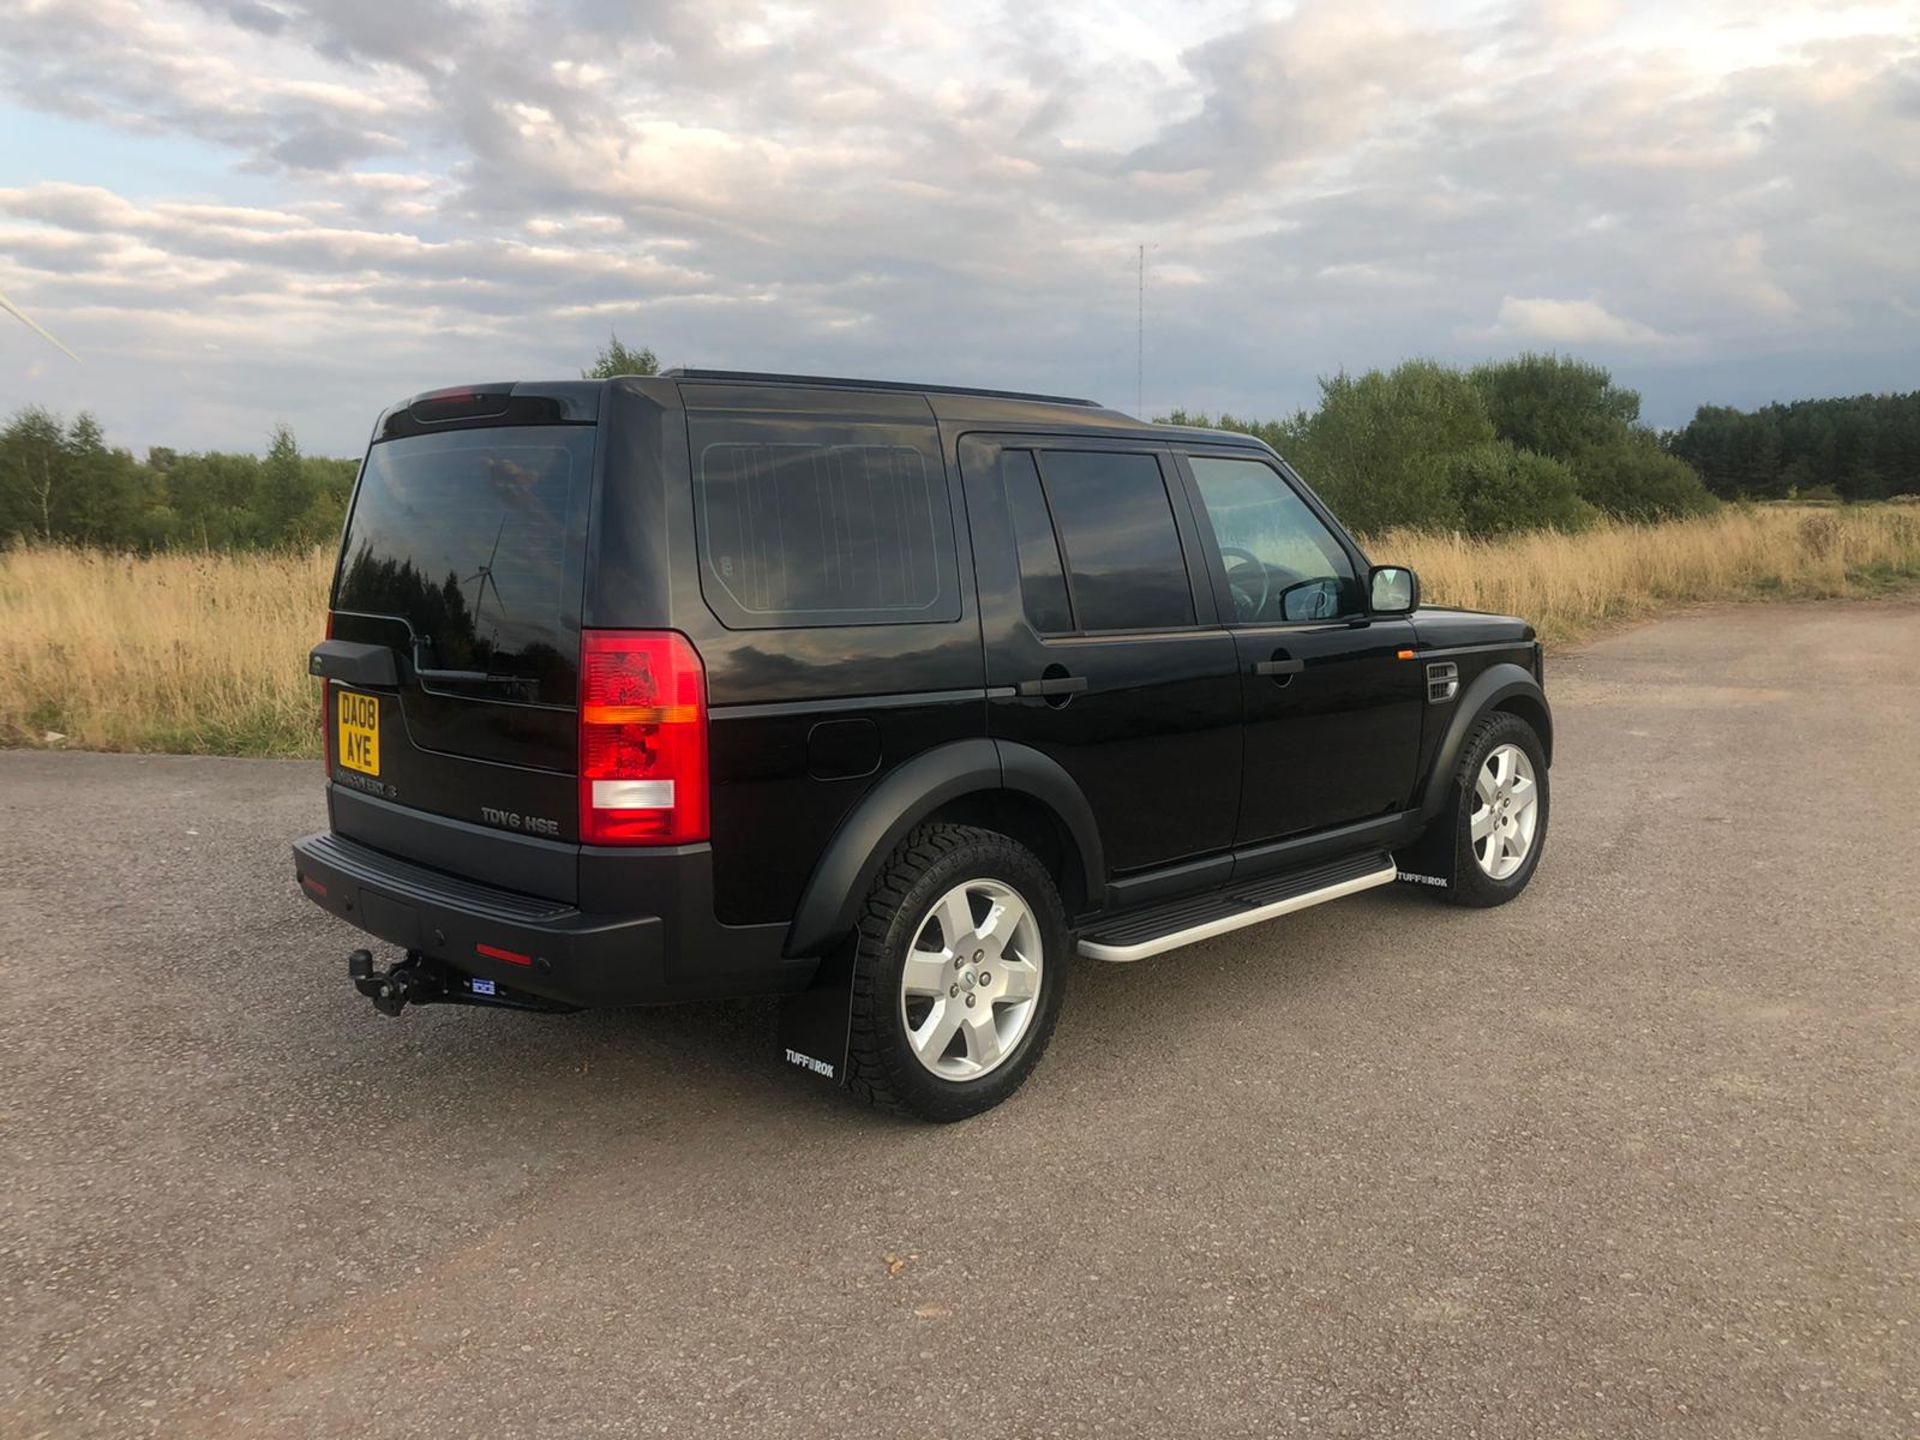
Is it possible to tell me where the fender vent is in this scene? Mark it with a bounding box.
[1427,662,1459,704]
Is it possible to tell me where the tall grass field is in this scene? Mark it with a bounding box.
[2,506,1917,758]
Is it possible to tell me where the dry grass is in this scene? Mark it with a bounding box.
[0,546,331,756]
[2,505,1917,757]
[1379,505,1920,647]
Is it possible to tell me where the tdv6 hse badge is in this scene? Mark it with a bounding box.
[480,806,561,837]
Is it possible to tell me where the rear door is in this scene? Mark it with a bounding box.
[1173,447,1423,845]
[326,414,596,888]
[958,436,1241,876]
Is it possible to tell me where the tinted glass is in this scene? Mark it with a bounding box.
[1000,449,1073,634]
[694,421,957,628]
[1188,455,1360,623]
[334,425,592,704]
[1039,450,1193,632]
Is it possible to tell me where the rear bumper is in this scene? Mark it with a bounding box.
[292,831,805,1007]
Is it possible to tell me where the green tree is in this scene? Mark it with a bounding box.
[1671,389,1920,501]
[1469,353,1642,460]
[0,407,68,541]
[583,332,659,379]
[259,423,313,544]
[164,451,265,548]
[60,412,142,545]
[1291,360,1494,532]
[1161,407,1307,457]
[1445,443,1596,535]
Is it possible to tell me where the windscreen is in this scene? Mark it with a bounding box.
[333,425,594,705]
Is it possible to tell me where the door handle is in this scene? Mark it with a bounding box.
[1016,674,1089,697]
[1252,657,1305,678]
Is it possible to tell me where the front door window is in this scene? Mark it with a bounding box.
[1186,456,1360,624]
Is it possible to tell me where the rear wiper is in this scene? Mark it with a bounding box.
[409,635,534,693]
[413,666,528,688]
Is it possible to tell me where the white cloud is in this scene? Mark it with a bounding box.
[0,0,1916,450]
[1481,296,1674,348]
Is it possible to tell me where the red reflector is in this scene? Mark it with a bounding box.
[300,875,327,898]
[578,630,709,846]
[475,942,533,966]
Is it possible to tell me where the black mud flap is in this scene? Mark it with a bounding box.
[776,947,855,1087]
[1393,812,1460,894]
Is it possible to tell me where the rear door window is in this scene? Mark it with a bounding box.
[691,415,959,629]
[333,425,593,705]
[1037,450,1195,632]
[999,449,1074,634]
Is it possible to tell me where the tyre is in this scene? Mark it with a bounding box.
[845,823,1068,1122]
[1444,711,1550,908]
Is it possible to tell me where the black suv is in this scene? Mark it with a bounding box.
[296,371,1551,1120]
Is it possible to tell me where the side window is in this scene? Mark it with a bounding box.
[1186,455,1360,623]
[1000,450,1073,634]
[691,417,959,628]
[1038,450,1195,632]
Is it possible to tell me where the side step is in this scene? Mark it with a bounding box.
[1077,851,1398,963]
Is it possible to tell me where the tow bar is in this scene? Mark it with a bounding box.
[347,950,578,1017]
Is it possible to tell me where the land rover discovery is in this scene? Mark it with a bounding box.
[295,371,1551,1120]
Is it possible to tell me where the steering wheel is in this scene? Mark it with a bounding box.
[1218,546,1271,621]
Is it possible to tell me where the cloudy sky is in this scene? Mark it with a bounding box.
[1,0,1916,456]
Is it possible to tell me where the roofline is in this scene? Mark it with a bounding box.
[659,367,1102,409]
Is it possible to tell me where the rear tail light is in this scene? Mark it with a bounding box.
[578,630,709,845]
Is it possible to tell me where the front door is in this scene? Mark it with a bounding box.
[1174,449,1424,846]
[958,437,1242,875]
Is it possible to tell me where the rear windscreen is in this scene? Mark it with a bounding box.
[333,426,594,704]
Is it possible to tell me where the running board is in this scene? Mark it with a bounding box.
[1077,852,1398,963]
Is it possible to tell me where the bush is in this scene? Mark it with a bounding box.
[1469,353,1642,458]
[1287,360,1492,533]
[1446,443,1596,536]
[1573,435,1718,522]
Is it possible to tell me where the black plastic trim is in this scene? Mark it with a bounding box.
[293,831,657,1007]
[330,785,579,903]
[293,831,804,1006]
[373,381,601,441]
[1104,852,1234,910]
[712,687,991,721]
[1231,811,1425,885]
[992,741,1107,912]
[782,737,1106,958]
[308,639,398,687]
[1416,662,1554,822]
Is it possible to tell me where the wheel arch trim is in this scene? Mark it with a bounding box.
[1417,662,1553,824]
[783,739,1105,958]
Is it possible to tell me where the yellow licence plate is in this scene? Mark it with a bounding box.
[336,689,381,776]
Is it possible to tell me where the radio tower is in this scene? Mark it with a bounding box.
[1136,244,1145,416]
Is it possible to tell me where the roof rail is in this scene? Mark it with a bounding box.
[658,367,1102,408]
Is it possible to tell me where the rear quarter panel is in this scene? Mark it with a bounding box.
[605,381,987,926]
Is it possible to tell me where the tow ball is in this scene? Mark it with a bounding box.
[347,949,441,1016]
[346,949,578,1017]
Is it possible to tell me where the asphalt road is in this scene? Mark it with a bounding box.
[3,600,1917,1439]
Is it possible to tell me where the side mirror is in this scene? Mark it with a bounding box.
[1369,565,1419,615]
[1275,577,1343,622]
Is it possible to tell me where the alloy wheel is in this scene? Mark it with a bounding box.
[1471,742,1540,881]
[898,878,1044,1081]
